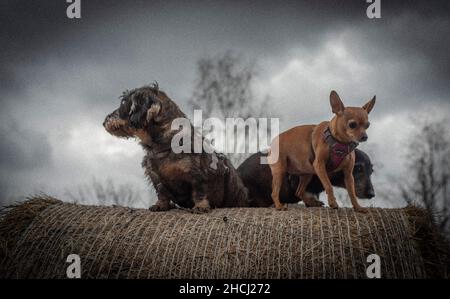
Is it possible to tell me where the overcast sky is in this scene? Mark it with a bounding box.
[1,0,449,208]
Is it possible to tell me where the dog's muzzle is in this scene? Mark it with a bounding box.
[366,189,375,199]
[103,110,119,127]
[359,133,368,142]
[103,110,131,137]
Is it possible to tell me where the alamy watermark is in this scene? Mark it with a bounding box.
[65,1,380,20]
[366,253,381,278]
[366,0,381,19]
[66,254,81,278]
[171,110,279,165]
[66,0,81,19]
[65,252,380,278]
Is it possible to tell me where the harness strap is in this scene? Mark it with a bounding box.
[322,127,358,171]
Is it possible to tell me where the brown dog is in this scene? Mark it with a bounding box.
[103,84,249,213]
[268,91,376,213]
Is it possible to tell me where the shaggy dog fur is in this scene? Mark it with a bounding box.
[237,149,375,207]
[103,84,249,212]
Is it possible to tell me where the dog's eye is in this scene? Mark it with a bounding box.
[348,121,357,129]
[365,122,370,129]
[121,99,127,105]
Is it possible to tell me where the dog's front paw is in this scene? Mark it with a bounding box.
[275,204,288,211]
[303,193,324,207]
[149,204,170,212]
[354,206,369,213]
[192,206,211,214]
[192,198,211,214]
[328,200,339,209]
[149,199,173,212]
[305,200,324,207]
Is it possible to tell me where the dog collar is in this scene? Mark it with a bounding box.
[323,127,358,171]
[141,143,173,159]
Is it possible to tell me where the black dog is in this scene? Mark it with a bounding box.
[237,149,374,207]
[103,84,249,213]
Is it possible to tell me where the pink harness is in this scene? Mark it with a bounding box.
[322,127,358,171]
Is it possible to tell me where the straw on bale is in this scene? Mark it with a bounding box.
[0,196,448,279]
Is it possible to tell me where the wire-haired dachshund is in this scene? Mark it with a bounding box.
[103,83,249,213]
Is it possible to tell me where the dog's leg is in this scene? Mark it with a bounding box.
[148,171,174,212]
[271,170,287,211]
[294,175,316,205]
[269,149,287,210]
[343,168,368,213]
[150,183,175,211]
[191,183,211,214]
[151,184,175,212]
[313,160,339,209]
[295,175,312,198]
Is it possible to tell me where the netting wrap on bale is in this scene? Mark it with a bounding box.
[0,197,448,279]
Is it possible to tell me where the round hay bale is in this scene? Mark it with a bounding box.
[0,196,448,279]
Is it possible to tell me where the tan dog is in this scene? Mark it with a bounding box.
[268,91,376,213]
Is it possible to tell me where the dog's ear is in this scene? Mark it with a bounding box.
[129,92,153,129]
[330,90,345,114]
[362,96,376,114]
[146,101,162,123]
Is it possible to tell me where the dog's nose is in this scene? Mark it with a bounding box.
[103,114,112,126]
[103,116,110,127]
[360,134,368,142]
[366,189,375,199]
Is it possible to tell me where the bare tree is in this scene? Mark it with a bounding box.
[189,51,272,166]
[401,119,450,233]
[65,178,145,208]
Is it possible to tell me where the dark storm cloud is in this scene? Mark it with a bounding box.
[0,117,53,203]
[1,0,449,129]
[0,119,52,170]
[349,8,450,101]
[1,0,449,104]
